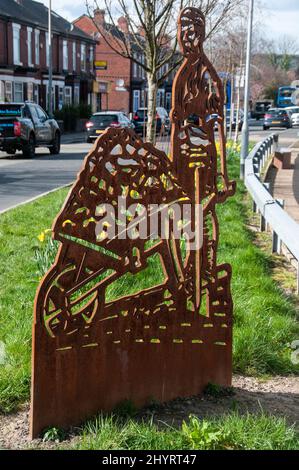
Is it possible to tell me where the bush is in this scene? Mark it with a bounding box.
[54,104,92,132]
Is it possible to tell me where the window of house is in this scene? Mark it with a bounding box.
[0,81,4,101]
[72,42,76,71]
[58,87,64,110]
[132,54,138,78]
[12,23,21,65]
[63,40,68,70]
[74,85,80,105]
[133,89,140,112]
[35,29,40,65]
[165,92,171,111]
[137,54,143,78]
[33,84,39,104]
[27,82,34,101]
[5,81,13,102]
[81,44,86,71]
[89,46,94,71]
[27,27,33,66]
[141,54,146,79]
[156,89,165,107]
[64,86,72,106]
[14,82,24,102]
[141,89,146,108]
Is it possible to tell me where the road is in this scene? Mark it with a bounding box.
[0,122,298,213]
[0,143,91,213]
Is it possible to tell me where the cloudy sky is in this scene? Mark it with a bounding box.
[38,0,299,46]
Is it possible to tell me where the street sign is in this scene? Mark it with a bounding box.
[235,67,245,88]
[94,60,107,70]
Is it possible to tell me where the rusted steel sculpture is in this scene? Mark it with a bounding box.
[30,7,235,438]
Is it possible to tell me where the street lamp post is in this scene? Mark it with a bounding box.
[48,0,53,117]
[240,0,254,180]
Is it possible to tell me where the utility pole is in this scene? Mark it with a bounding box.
[48,0,53,117]
[240,0,254,180]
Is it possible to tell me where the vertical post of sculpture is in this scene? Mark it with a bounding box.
[30,7,235,438]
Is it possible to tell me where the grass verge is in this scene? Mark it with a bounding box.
[60,412,298,450]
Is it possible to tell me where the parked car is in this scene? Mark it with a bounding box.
[0,102,60,157]
[263,108,292,130]
[285,106,299,126]
[133,107,171,135]
[251,101,272,120]
[85,111,134,143]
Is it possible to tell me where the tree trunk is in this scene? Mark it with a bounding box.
[146,73,157,144]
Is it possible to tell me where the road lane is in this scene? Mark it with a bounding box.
[0,143,92,212]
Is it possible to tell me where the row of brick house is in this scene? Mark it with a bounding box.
[0,1,176,116]
[74,9,176,115]
[0,0,97,113]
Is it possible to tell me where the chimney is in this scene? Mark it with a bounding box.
[138,26,145,37]
[117,16,129,34]
[94,8,105,26]
[160,34,171,48]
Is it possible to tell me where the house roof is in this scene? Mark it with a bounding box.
[0,0,95,42]
[73,14,143,53]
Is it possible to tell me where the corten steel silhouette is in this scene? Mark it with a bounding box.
[30,7,236,438]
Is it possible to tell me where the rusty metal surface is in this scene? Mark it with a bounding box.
[30,7,236,438]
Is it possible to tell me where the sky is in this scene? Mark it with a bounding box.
[37,0,299,47]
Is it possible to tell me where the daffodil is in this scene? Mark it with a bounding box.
[38,232,45,242]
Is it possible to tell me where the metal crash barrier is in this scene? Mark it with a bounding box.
[245,134,299,293]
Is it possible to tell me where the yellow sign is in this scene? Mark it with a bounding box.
[94,60,107,70]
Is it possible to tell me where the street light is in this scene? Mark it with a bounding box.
[48,0,53,117]
[240,0,254,180]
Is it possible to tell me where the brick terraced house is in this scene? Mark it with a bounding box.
[0,0,96,112]
[74,9,176,115]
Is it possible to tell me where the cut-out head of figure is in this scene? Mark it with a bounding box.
[178,7,206,57]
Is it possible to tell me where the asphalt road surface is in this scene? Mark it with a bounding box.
[0,143,91,213]
[0,122,298,213]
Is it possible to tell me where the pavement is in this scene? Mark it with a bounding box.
[0,121,299,214]
[266,138,299,224]
[61,132,86,145]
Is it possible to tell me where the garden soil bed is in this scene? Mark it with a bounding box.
[0,375,298,449]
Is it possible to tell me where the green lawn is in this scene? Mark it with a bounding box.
[64,412,298,451]
[0,150,298,449]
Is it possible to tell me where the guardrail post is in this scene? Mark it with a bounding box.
[263,142,268,166]
[260,212,266,232]
[272,231,279,254]
[273,134,279,153]
[261,183,271,231]
[272,199,285,254]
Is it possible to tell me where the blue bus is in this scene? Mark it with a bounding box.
[277,86,295,108]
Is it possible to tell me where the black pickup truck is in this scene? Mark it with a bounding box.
[0,102,61,157]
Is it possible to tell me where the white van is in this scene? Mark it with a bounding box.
[285,106,299,126]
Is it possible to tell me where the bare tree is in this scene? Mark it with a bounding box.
[86,0,245,143]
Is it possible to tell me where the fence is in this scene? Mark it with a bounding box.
[245,133,299,293]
